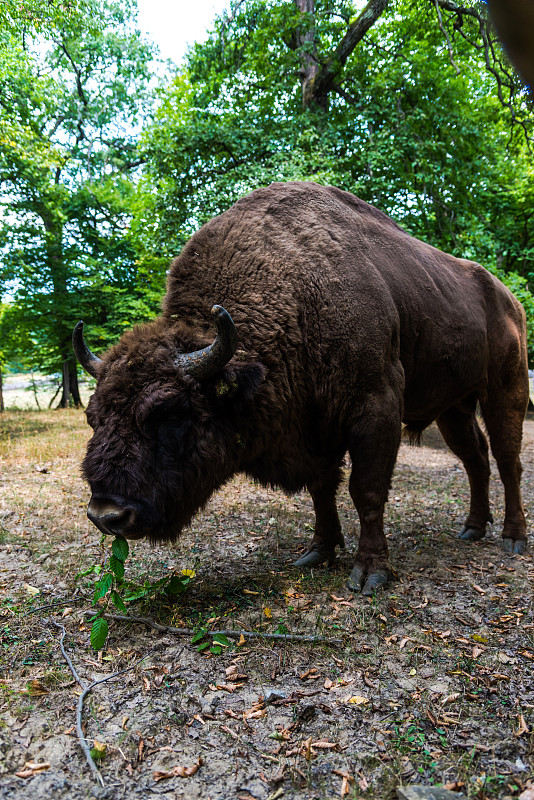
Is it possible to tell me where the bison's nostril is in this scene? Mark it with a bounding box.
[87,499,135,535]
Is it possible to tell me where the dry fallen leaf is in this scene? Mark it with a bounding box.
[515,714,530,737]
[22,679,50,697]
[243,701,266,720]
[153,756,203,781]
[15,761,50,778]
[23,583,40,596]
[346,695,369,706]
[263,607,273,618]
[220,725,239,739]
[312,740,339,750]
[441,693,461,705]
[324,678,333,690]
[332,768,354,797]
[497,652,517,664]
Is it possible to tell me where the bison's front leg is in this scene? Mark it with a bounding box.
[346,401,402,596]
[294,470,345,567]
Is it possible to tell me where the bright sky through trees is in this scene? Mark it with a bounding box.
[136,0,229,64]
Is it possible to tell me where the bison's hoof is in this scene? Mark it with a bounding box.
[503,537,527,555]
[347,564,365,592]
[347,565,389,595]
[457,525,485,542]
[293,547,332,568]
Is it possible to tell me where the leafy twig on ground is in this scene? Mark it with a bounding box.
[83,611,343,645]
[52,619,147,786]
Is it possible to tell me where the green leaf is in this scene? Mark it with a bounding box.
[210,645,222,655]
[93,573,113,603]
[90,617,109,650]
[122,587,149,602]
[109,554,125,579]
[110,590,127,613]
[212,633,230,647]
[112,536,129,562]
[75,564,101,580]
[191,628,207,644]
[196,641,210,652]
[165,575,188,596]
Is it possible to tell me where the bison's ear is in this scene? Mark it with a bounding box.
[213,361,266,404]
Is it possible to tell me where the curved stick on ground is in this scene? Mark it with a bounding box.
[52,620,146,786]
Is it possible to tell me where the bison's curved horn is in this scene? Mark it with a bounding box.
[176,305,238,379]
[72,321,103,379]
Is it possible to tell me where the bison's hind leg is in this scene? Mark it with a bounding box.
[293,467,345,568]
[436,403,493,542]
[479,368,528,554]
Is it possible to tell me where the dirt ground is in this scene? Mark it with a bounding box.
[0,409,533,800]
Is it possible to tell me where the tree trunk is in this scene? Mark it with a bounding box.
[294,0,324,110]
[58,357,83,408]
[59,359,71,408]
[0,366,4,413]
[294,0,389,111]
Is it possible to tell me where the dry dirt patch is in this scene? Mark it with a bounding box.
[0,409,533,799]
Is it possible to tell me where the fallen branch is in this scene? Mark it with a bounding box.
[83,611,343,646]
[52,620,146,786]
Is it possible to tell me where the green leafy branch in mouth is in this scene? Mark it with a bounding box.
[79,535,194,650]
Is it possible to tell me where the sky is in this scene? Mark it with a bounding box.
[136,0,231,65]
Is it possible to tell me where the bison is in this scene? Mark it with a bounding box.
[73,182,528,595]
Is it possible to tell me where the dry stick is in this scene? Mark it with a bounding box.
[25,596,86,616]
[52,620,146,786]
[84,611,343,646]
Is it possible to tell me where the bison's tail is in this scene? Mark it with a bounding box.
[402,421,432,446]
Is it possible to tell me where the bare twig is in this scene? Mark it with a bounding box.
[25,596,86,616]
[52,620,146,786]
[84,611,343,646]
[75,662,144,786]
[51,620,86,690]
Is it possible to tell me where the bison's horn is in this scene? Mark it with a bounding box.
[176,305,238,379]
[72,321,103,379]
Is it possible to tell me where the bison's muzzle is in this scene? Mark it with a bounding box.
[87,495,153,539]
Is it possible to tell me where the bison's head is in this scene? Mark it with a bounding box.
[74,307,265,542]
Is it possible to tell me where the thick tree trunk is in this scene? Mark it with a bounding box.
[294,0,389,111]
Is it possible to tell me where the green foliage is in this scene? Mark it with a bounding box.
[84,534,194,650]
[0,0,163,393]
[192,628,232,655]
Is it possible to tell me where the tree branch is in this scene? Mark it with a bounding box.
[84,611,344,646]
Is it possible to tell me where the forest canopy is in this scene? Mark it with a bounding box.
[1,0,534,407]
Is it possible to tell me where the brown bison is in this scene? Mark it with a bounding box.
[74,182,528,595]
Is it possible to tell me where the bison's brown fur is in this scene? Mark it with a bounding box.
[79,182,528,594]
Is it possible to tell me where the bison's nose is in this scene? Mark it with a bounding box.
[87,497,137,536]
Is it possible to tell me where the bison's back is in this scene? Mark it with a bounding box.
[164,182,525,418]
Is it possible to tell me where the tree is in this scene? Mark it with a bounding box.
[0,0,161,406]
[138,0,534,362]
